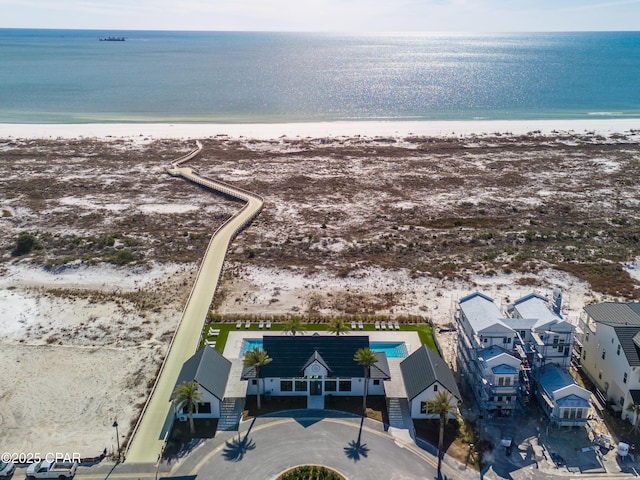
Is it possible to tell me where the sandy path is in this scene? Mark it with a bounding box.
[125,145,263,463]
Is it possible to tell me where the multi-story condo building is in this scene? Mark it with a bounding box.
[506,292,575,370]
[456,292,520,415]
[456,290,586,426]
[579,302,640,424]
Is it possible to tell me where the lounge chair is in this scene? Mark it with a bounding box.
[236,321,242,329]
[375,321,380,330]
[205,340,216,348]
[266,320,272,329]
[394,321,400,330]
[209,329,220,337]
[358,320,364,330]
[351,320,357,329]
[245,320,250,329]
[259,320,264,329]
[381,322,387,330]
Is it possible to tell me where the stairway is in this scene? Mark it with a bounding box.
[387,397,412,430]
[218,398,244,431]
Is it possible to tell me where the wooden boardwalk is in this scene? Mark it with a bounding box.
[125,142,263,464]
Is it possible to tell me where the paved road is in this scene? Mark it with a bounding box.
[125,143,264,464]
[170,412,440,480]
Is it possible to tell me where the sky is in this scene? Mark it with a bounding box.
[1,0,639,32]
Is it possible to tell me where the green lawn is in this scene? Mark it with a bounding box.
[200,318,439,355]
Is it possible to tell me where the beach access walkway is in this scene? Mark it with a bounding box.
[124,142,264,464]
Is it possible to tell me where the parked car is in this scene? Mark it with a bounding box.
[25,460,77,479]
[0,460,15,479]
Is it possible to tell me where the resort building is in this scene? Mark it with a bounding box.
[171,330,461,431]
[456,290,583,418]
[241,336,390,409]
[401,345,461,419]
[579,302,640,423]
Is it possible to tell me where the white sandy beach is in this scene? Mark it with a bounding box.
[1,118,639,457]
[2,118,640,140]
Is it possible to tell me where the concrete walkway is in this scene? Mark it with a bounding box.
[125,142,264,464]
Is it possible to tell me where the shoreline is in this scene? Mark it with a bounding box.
[2,118,640,140]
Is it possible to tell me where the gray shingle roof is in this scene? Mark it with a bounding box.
[614,326,640,366]
[303,351,332,372]
[175,346,232,401]
[400,345,460,401]
[371,352,391,380]
[246,336,378,379]
[584,302,640,326]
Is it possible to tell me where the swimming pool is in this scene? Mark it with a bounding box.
[239,339,408,358]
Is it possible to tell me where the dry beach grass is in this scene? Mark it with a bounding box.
[1,128,639,455]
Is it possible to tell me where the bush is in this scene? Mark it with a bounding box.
[109,249,136,265]
[12,232,39,256]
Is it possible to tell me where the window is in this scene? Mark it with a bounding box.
[520,330,527,338]
[577,409,583,419]
[617,344,621,356]
[339,380,352,392]
[280,380,293,392]
[582,350,586,360]
[497,396,503,402]
[373,379,380,386]
[420,402,429,414]
[498,377,505,386]
[505,377,511,386]
[295,380,307,392]
[433,384,438,391]
[503,337,508,344]
[599,371,603,380]
[325,380,337,392]
[586,331,590,341]
[563,409,569,419]
[602,350,606,360]
[624,373,628,384]
[553,335,559,346]
[506,396,511,402]
[197,402,212,414]
[251,379,257,385]
[483,338,488,343]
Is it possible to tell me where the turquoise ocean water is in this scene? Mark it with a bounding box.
[0,29,639,123]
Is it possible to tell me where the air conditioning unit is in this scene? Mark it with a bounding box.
[178,414,188,422]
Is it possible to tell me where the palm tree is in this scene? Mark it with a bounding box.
[354,347,378,412]
[328,317,350,336]
[426,390,458,475]
[171,380,202,435]
[243,347,273,410]
[283,316,305,336]
[627,403,640,433]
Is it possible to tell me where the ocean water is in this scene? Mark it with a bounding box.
[0,29,639,123]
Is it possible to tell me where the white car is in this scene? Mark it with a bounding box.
[0,460,15,479]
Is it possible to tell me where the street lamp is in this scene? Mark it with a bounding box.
[112,419,120,462]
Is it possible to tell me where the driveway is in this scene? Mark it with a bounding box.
[169,411,440,480]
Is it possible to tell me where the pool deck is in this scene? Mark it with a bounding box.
[224,330,421,359]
